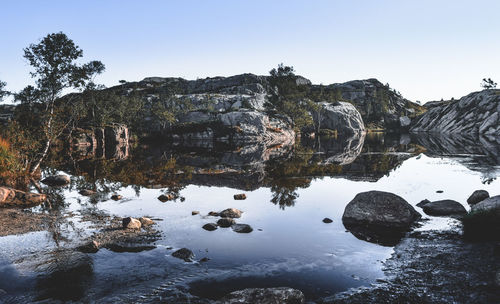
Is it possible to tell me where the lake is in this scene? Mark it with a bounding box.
[0,132,499,303]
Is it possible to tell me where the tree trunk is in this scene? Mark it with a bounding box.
[29,100,54,174]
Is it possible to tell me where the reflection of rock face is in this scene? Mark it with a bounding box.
[317,133,365,165]
[316,102,365,137]
[411,90,500,136]
[72,124,129,160]
[412,132,500,177]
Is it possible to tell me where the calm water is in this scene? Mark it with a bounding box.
[0,133,499,302]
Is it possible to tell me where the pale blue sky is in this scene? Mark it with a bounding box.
[1,0,499,102]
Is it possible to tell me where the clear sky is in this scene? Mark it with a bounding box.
[1,0,499,103]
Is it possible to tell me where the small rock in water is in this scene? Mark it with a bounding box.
[467,190,489,205]
[219,208,243,218]
[202,223,218,231]
[192,211,200,215]
[199,257,210,263]
[323,218,333,223]
[41,175,71,186]
[139,217,154,226]
[232,224,253,233]
[122,217,142,229]
[217,218,236,228]
[79,189,96,196]
[422,200,467,217]
[111,194,122,200]
[436,190,444,193]
[416,199,431,208]
[78,240,100,253]
[158,194,175,202]
[233,193,247,200]
[172,248,194,261]
[208,211,219,216]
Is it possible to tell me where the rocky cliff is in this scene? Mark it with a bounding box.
[104,74,422,133]
[411,90,500,138]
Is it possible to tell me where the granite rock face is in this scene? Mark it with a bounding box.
[411,90,500,137]
[315,102,366,137]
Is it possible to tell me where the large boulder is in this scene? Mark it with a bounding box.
[218,287,305,304]
[470,195,500,216]
[463,195,500,240]
[0,187,47,208]
[421,200,467,217]
[315,102,365,137]
[342,191,421,245]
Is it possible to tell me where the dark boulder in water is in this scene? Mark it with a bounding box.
[342,191,421,246]
[422,200,467,217]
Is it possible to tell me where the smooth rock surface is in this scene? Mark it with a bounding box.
[315,102,365,136]
[122,217,142,229]
[467,190,490,205]
[172,248,194,261]
[219,208,243,218]
[231,224,253,233]
[422,200,467,217]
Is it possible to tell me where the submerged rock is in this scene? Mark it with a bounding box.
[79,189,96,196]
[172,248,194,261]
[0,187,47,208]
[217,218,236,228]
[122,217,142,229]
[422,200,467,217]
[467,190,490,205]
[342,191,421,246]
[41,175,71,186]
[232,224,253,233]
[202,223,218,231]
[219,208,243,218]
[218,287,305,304]
[77,240,100,253]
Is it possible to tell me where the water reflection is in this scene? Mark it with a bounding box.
[1,132,500,302]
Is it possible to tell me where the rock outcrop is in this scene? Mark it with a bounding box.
[312,78,425,127]
[411,90,500,137]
